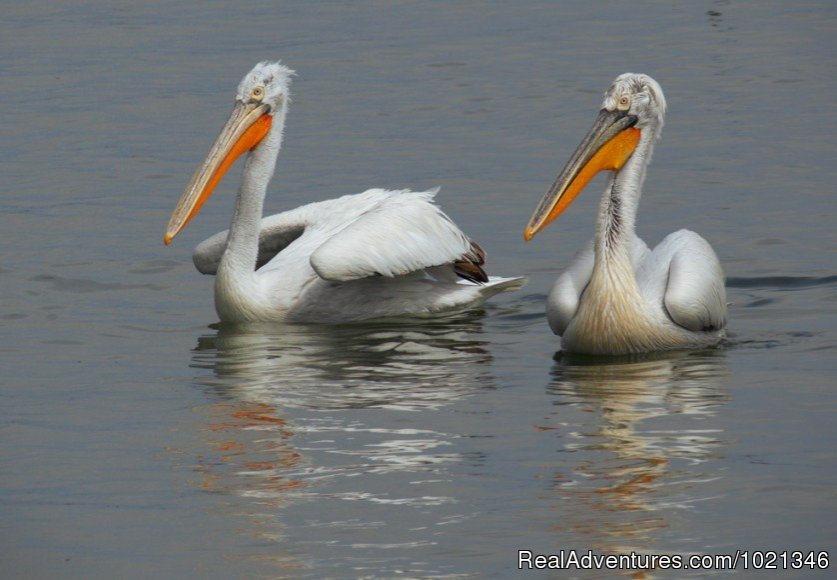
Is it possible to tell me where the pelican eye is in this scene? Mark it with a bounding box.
[251,86,265,101]
[617,94,631,111]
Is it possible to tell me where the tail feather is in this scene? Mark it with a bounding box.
[475,275,527,298]
[453,240,489,284]
[454,261,489,284]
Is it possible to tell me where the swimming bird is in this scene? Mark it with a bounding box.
[524,73,726,355]
[165,61,524,323]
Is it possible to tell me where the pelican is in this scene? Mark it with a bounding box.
[164,61,524,323]
[524,73,726,355]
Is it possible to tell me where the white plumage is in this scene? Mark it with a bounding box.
[525,73,726,355]
[165,62,524,323]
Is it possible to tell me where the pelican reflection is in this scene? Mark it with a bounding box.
[191,314,494,410]
[540,349,729,555]
[175,315,498,572]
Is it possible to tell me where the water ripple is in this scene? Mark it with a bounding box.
[534,350,731,553]
[190,318,496,411]
[727,274,837,289]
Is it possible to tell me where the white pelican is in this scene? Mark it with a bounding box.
[524,73,726,355]
[165,61,524,323]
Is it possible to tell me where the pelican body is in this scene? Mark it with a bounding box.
[525,73,726,355]
[165,62,524,323]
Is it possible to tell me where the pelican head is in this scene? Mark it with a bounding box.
[604,73,666,135]
[524,73,666,240]
[164,61,295,245]
[235,61,295,113]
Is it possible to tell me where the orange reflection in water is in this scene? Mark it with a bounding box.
[196,401,303,500]
[540,350,730,560]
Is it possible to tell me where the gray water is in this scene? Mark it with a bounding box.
[2,1,835,578]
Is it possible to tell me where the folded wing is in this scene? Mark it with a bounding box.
[310,189,486,283]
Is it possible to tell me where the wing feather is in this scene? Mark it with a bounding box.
[546,242,595,336]
[191,206,309,275]
[658,230,727,332]
[310,190,479,282]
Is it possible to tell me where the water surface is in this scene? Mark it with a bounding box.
[2,1,835,577]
